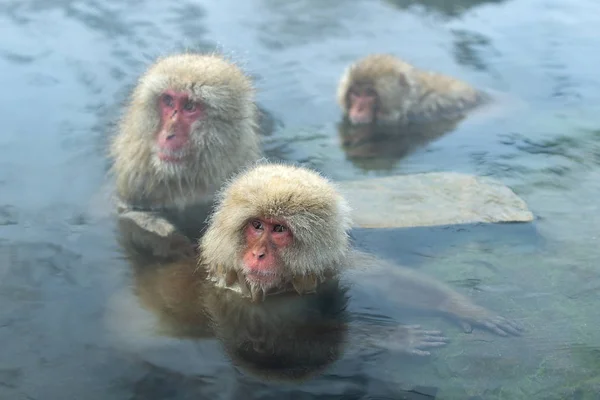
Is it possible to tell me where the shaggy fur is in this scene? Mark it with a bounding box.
[199,163,352,294]
[337,53,488,126]
[110,52,262,210]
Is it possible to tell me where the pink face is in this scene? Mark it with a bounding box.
[241,218,293,287]
[155,90,205,162]
[347,87,378,125]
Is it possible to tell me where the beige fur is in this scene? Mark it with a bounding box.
[110,52,262,210]
[199,163,352,295]
[337,53,488,125]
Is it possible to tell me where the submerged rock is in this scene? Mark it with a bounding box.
[337,172,534,228]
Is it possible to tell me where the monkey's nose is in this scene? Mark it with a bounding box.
[253,249,266,259]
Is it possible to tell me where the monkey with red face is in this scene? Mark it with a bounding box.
[114,163,454,376]
[199,163,523,338]
[110,53,262,254]
[112,161,522,386]
[200,163,351,302]
[337,53,488,127]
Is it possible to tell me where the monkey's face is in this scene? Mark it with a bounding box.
[151,89,205,174]
[236,215,329,302]
[346,84,378,125]
[200,163,352,302]
[241,217,293,291]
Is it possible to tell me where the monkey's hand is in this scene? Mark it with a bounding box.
[365,324,448,357]
[118,211,196,259]
[442,295,523,337]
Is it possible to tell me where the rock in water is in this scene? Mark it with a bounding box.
[337,172,534,229]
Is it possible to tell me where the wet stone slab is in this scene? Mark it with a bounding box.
[337,172,534,229]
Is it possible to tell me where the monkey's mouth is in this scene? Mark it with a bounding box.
[348,115,374,126]
[245,270,279,285]
[156,148,190,162]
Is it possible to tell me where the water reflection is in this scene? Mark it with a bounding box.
[206,282,349,381]
[337,117,461,171]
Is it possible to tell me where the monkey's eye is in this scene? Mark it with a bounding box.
[162,94,174,108]
[273,224,287,233]
[251,220,263,230]
[183,101,197,112]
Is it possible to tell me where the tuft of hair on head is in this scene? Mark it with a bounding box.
[199,161,353,281]
[135,52,257,121]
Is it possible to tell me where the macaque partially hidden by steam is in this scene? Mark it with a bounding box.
[109,53,262,255]
[338,54,489,127]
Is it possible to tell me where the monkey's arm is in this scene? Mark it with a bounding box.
[346,251,522,336]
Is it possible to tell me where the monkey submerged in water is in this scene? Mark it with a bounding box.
[117,218,448,383]
[337,53,489,127]
[113,162,522,383]
[118,233,447,381]
[199,163,522,338]
[110,53,262,253]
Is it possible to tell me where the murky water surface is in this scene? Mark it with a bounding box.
[1,0,600,398]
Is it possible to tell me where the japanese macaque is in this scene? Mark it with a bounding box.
[199,163,522,338]
[110,52,262,252]
[113,162,523,382]
[116,219,449,383]
[337,54,489,127]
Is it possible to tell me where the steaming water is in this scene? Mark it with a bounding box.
[1,0,599,398]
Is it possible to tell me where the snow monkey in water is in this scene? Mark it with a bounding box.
[110,53,262,252]
[337,53,489,126]
[199,162,523,338]
[118,231,445,381]
[114,162,521,380]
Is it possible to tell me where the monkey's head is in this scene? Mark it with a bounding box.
[200,163,352,301]
[337,53,416,126]
[111,53,260,207]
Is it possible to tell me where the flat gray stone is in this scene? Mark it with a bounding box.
[337,172,534,229]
